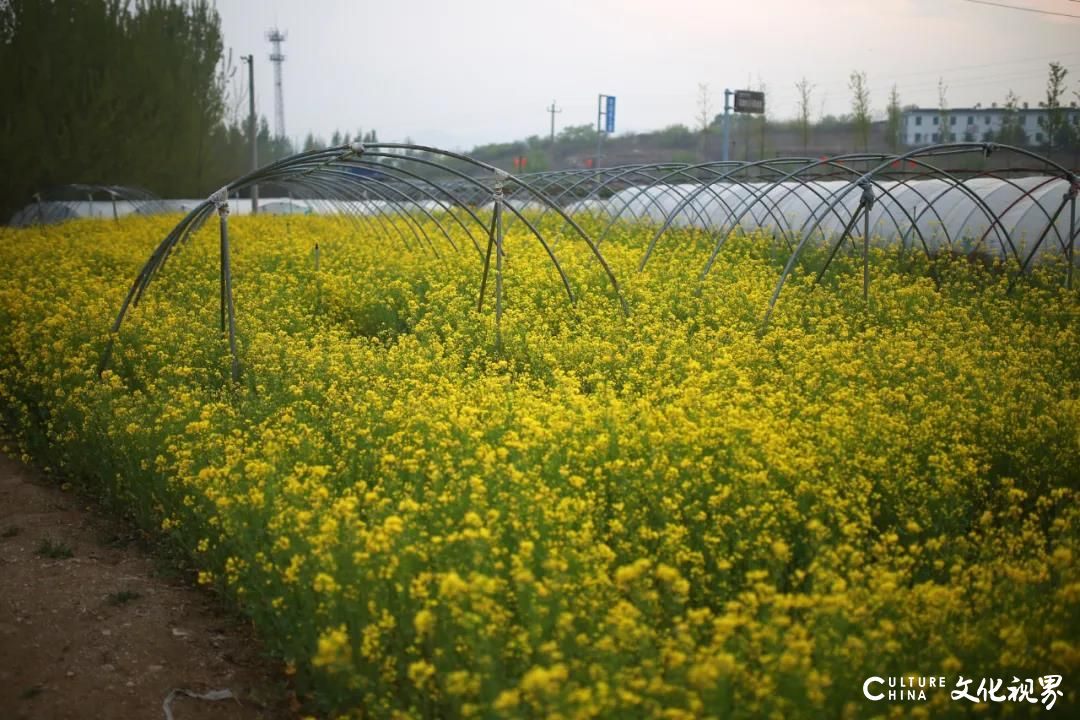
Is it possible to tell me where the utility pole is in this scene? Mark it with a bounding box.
[242,54,258,214]
[546,100,562,144]
[595,94,616,168]
[596,94,603,167]
[722,88,732,163]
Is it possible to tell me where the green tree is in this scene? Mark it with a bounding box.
[998,90,1024,146]
[0,0,229,220]
[937,78,950,143]
[849,70,871,151]
[302,133,326,152]
[696,82,713,160]
[885,85,903,152]
[795,77,814,152]
[1039,61,1069,152]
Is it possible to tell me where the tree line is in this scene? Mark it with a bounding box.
[0,0,299,221]
[806,63,1079,155]
[469,62,1080,173]
[3,1,1077,220]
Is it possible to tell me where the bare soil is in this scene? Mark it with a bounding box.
[0,452,297,720]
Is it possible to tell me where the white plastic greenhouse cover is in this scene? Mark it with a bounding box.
[9,179,1076,263]
[598,176,1075,259]
[7,197,447,224]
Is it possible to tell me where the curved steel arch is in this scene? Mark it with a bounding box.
[638,157,853,272]
[358,146,628,314]
[344,160,505,258]
[99,142,630,380]
[595,161,748,242]
[96,141,1079,379]
[760,143,1075,329]
[558,164,722,236]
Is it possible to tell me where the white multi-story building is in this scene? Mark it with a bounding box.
[902,106,1079,146]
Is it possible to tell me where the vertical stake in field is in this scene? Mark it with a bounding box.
[213,188,240,382]
[862,180,875,304]
[314,241,321,314]
[476,170,508,352]
[494,170,506,352]
[1068,179,1077,291]
[813,179,875,297]
[219,216,226,331]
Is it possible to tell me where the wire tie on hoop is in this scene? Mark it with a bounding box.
[858,178,876,211]
[210,186,230,216]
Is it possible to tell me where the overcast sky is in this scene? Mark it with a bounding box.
[215,0,1080,151]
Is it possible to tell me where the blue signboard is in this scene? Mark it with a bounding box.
[605,95,616,133]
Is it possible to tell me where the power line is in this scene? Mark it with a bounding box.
[957,0,1080,20]
[751,51,1080,111]
[763,53,1080,108]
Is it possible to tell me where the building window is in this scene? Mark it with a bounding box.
[932,132,939,142]
[1036,132,1044,143]
[915,116,922,126]
[967,115,974,125]
[963,132,974,141]
[982,131,993,141]
[915,132,922,142]
[933,116,939,125]
[950,116,957,126]
[984,116,991,125]
[1020,115,1026,125]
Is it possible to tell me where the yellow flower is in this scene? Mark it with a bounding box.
[414,609,436,637]
[407,660,436,688]
[312,624,351,670]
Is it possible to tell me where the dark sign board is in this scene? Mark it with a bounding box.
[734,90,765,114]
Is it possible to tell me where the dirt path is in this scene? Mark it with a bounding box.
[0,453,296,720]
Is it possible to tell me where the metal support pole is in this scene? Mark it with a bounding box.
[863,205,870,303]
[244,55,258,215]
[1068,183,1076,290]
[493,171,506,352]
[722,89,732,163]
[313,241,322,315]
[814,204,865,288]
[860,180,875,304]
[219,223,226,331]
[111,193,118,222]
[476,210,497,312]
[215,189,240,382]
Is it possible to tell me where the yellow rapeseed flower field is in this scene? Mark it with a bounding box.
[0,212,1077,718]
